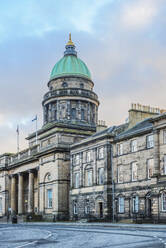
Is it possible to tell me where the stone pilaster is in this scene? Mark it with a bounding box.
[28,170,34,213]
[18,173,23,214]
[11,175,17,213]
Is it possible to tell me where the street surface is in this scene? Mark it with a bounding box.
[0,223,166,248]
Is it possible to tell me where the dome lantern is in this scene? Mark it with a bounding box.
[64,33,77,57]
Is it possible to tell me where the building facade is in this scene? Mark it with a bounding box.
[1,36,166,223]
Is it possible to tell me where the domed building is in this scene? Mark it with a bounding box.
[0,35,101,221]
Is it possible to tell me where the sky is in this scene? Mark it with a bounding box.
[0,0,166,154]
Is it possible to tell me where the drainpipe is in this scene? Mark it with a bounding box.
[110,143,115,223]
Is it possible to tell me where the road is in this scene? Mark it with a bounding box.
[0,223,166,248]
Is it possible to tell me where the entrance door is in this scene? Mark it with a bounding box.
[99,202,103,218]
[146,198,152,217]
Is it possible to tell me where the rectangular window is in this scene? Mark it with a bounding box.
[47,189,52,208]
[87,170,93,186]
[117,143,123,155]
[118,166,123,183]
[147,158,154,179]
[131,162,137,181]
[133,196,139,213]
[73,200,77,214]
[98,147,104,159]
[131,140,137,152]
[0,198,2,212]
[162,193,166,211]
[164,155,166,175]
[98,168,104,185]
[147,135,154,148]
[86,151,91,162]
[74,172,80,188]
[75,154,80,165]
[119,197,124,213]
[164,130,166,144]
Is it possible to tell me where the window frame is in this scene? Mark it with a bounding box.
[74,172,80,189]
[131,139,137,153]
[133,196,139,213]
[47,189,53,209]
[147,158,154,179]
[117,165,123,183]
[98,167,104,185]
[118,197,125,213]
[117,143,123,156]
[131,161,137,181]
[146,134,154,149]
[73,200,78,215]
[162,193,166,211]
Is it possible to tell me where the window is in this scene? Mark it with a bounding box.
[74,172,80,188]
[81,109,85,120]
[47,189,52,208]
[131,162,137,181]
[75,154,80,165]
[80,83,84,89]
[0,198,2,212]
[117,143,123,155]
[162,193,166,211]
[131,140,137,152]
[85,199,90,214]
[119,197,125,213]
[62,82,68,88]
[98,147,104,159]
[133,196,139,213]
[98,168,104,185]
[86,151,91,162]
[117,166,123,183]
[147,158,154,179]
[85,170,93,186]
[73,200,77,214]
[147,135,154,148]
[71,108,76,119]
[164,130,166,144]
[164,155,166,175]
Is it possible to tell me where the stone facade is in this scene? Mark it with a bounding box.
[70,106,166,223]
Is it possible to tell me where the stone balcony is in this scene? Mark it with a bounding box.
[43,88,99,103]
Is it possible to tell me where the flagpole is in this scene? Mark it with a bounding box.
[17,125,19,153]
[35,115,38,145]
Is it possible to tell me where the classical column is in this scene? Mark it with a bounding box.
[28,170,34,213]
[11,175,17,213]
[18,173,23,214]
[154,130,160,176]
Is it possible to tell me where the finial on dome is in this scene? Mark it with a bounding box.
[66,33,75,46]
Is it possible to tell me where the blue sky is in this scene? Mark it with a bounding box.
[0,0,166,153]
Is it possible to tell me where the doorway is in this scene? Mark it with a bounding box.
[146,198,152,217]
[99,202,103,218]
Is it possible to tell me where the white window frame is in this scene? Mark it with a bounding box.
[117,143,123,156]
[86,170,93,186]
[86,151,91,162]
[119,197,125,213]
[98,147,104,159]
[133,196,139,213]
[98,167,104,185]
[131,139,137,152]
[131,162,137,181]
[147,135,154,148]
[162,193,166,211]
[74,172,80,188]
[147,158,154,179]
[75,154,80,165]
[47,189,53,208]
[164,155,166,175]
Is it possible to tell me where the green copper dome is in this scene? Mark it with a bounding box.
[50,34,91,80]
